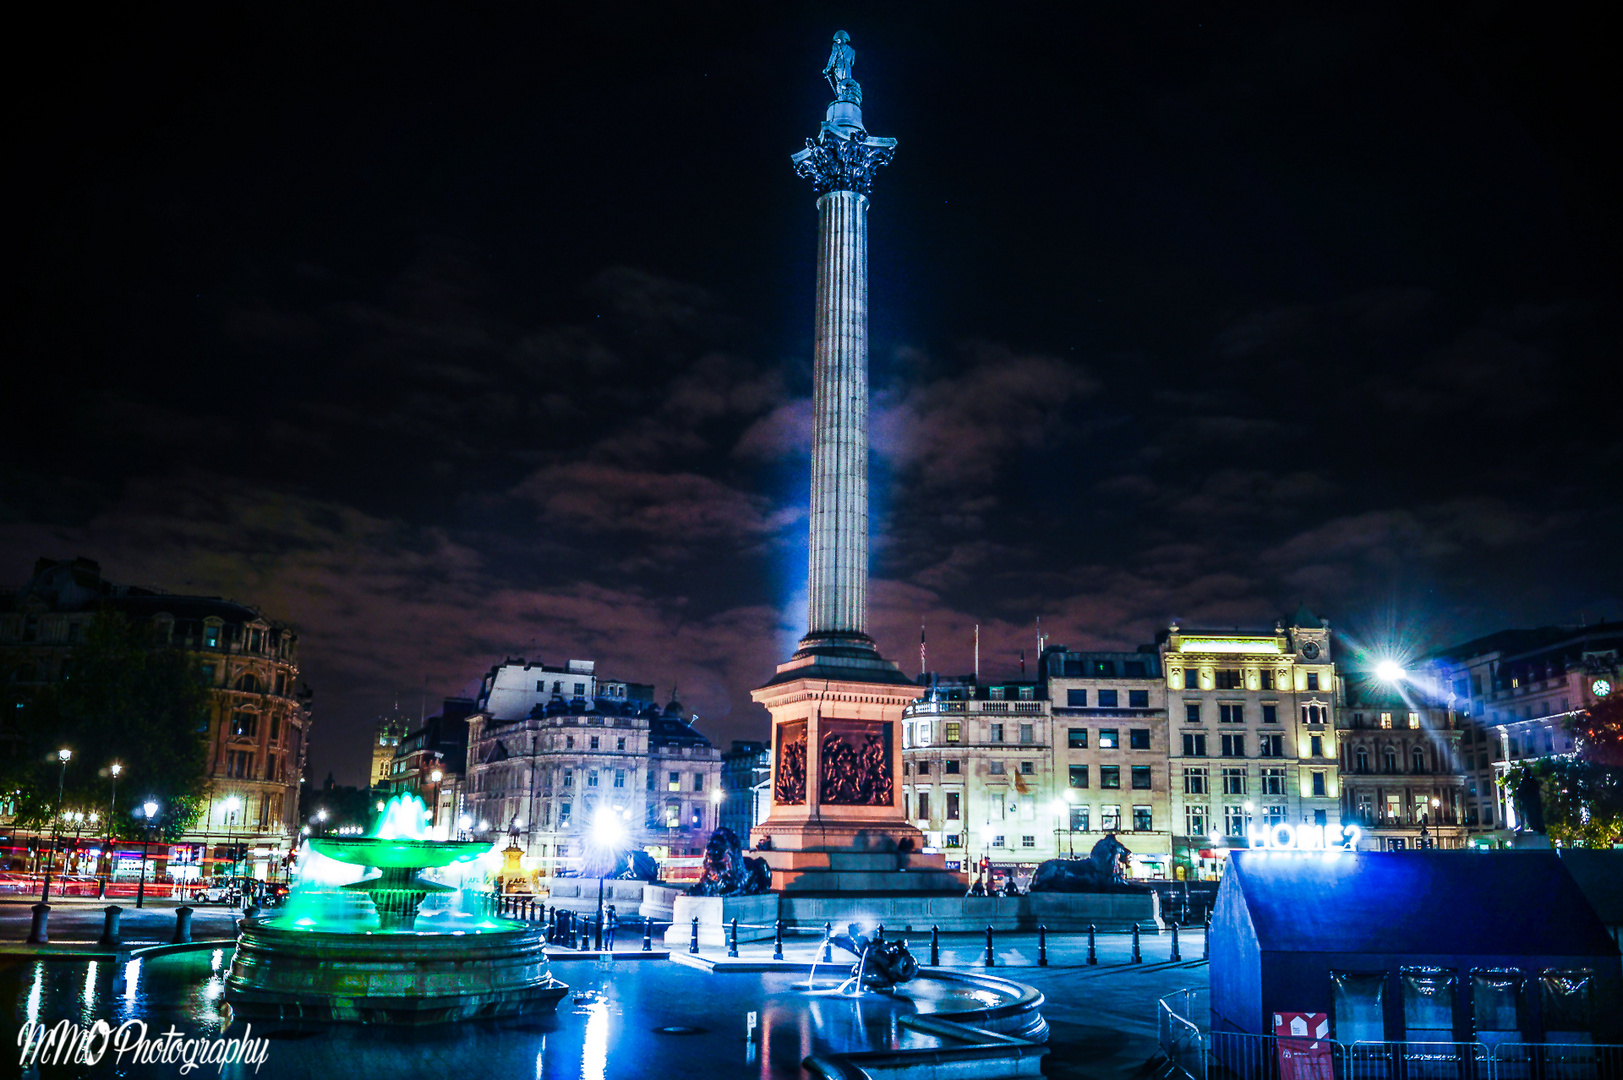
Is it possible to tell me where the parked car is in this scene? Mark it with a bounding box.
[197,882,240,905]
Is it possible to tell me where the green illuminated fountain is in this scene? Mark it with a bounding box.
[225,794,567,1025]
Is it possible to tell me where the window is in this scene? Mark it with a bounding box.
[946,792,960,819]
[1019,723,1034,744]
[614,769,625,788]
[917,761,930,776]
[1185,805,1209,836]
[1260,670,1275,690]
[1310,735,1324,758]
[1224,804,1246,836]
[1020,760,1035,775]
[1129,689,1149,709]
[918,792,930,820]
[587,769,599,788]
[1222,767,1246,795]
[566,736,575,749]
[1100,806,1121,831]
[1125,661,1148,677]
[204,625,220,649]
[1185,702,1201,723]
[1311,771,1327,797]
[1262,704,1278,724]
[1412,747,1426,773]
[991,835,1005,848]
[945,760,960,774]
[1259,734,1283,757]
[1380,712,1393,729]
[1133,806,1153,831]
[1302,704,1328,724]
[559,801,572,827]
[563,767,574,788]
[1307,672,1320,691]
[1018,686,1034,701]
[1221,734,1245,757]
[1069,765,1089,788]
[1384,747,1399,772]
[1100,765,1121,789]
[1068,728,1088,749]
[1184,767,1208,794]
[574,682,586,696]
[1219,704,1244,724]
[1184,668,1201,690]
[227,751,253,779]
[990,687,1005,701]
[1261,767,1286,795]
[1070,806,1089,832]
[1129,728,1150,750]
[1407,711,1421,729]
[944,722,960,743]
[945,833,963,848]
[1067,688,1088,707]
[269,715,280,743]
[988,761,1005,775]
[1131,765,1152,790]
[646,769,655,790]
[1098,689,1119,708]
[694,773,704,792]
[1355,747,1370,773]
[665,801,680,828]
[1021,835,1036,848]
[1182,733,1207,756]
[1093,660,1114,676]
[617,737,626,751]
[990,723,1005,742]
[668,771,680,791]
[1216,669,1243,690]
[1099,729,1119,749]
[589,735,599,750]
[231,711,257,738]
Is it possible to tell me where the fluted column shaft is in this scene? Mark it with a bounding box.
[806,190,869,638]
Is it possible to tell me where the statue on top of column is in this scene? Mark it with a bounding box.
[823,30,862,105]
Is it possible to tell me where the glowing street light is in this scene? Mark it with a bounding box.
[42,748,72,902]
[224,796,243,910]
[136,800,160,909]
[588,808,629,947]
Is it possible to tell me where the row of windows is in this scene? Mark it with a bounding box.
[1185,803,1289,836]
[1183,766,1289,796]
[1067,764,1154,790]
[229,711,286,743]
[1180,733,1307,757]
[1064,688,1151,708]
[1065,728,1151,749]
[1177,669,1321,692]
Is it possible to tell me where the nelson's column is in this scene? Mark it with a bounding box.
[750,33,960,893]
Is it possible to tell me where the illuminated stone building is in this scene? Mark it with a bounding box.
[462,658,722,877]
[0,557,310,882]
[1339,675,1468,850]
[1159,610,1343,878]
[370,708,409,792]
[1420,622,1623,844]
[383,697,475,834]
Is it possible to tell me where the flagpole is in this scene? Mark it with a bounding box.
[974,624,979,682]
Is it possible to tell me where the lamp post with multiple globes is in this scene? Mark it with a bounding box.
[99,762,122,898]
[136,800,159,909]
[41,748,72,903]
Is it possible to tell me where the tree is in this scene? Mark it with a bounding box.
[6,611,211,842]
[1501,696,1623,849]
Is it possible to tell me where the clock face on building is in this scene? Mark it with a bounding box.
[1594,678,1613,698]
[1301,641,1321,660]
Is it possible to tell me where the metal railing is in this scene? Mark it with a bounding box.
[1158,991,1622,1080]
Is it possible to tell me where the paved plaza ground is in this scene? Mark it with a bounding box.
[0,898,1206,1078]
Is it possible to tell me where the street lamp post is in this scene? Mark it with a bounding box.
[590,808,627,949]
[136,801,159,909]
[429,769,443,837]
[41,748,72,903]
[223,796,242,911]
[99,763,122,899]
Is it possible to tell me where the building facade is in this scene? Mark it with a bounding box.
[461,658,722,879]
[719,740,770,842]
[1422,622,1623,844]
[1160,611,1343,877]
[0,557,311,883]
[370,709,409,793]
[384,698,475,834]
[1339,675,1468,850]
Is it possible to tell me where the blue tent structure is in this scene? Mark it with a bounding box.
[1210,850,1622,1045]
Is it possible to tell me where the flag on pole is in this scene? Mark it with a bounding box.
[920,622,927,676]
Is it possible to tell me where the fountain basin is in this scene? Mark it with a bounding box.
[225,919,567,1025]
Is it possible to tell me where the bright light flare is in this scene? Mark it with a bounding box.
[591,809,627,850]
[1375,660,1405,683]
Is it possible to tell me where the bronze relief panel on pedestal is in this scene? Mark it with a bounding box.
[818,719,894,806]
[775,720,807,804]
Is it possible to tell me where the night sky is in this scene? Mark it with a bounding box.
[6,3,1620,785]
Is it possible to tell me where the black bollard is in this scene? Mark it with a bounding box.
[1038,924,1048,967]
[822,922,833,963]
[728,918,739,957]
[594,912,604,951]
[606,907,617,950]
[245,904,262,922]
[984,925,995,967]
[27,903,50,945]
[773,919,784,961]
[876,924,885,946]
[1131,922,1142,964]
[1087,923,1097,965]
[171,906,193,945]
[643,915,653,952]
[1171,921,1182,962]
[929,926,940,967]
[690,915,700,955]
[580,920,591,951]
[1203,914,1211,961]
[99,905,124,949]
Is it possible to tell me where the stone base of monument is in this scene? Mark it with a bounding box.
[757,847,966,893]
[663,888,1161,947]
[665,894,782,948]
